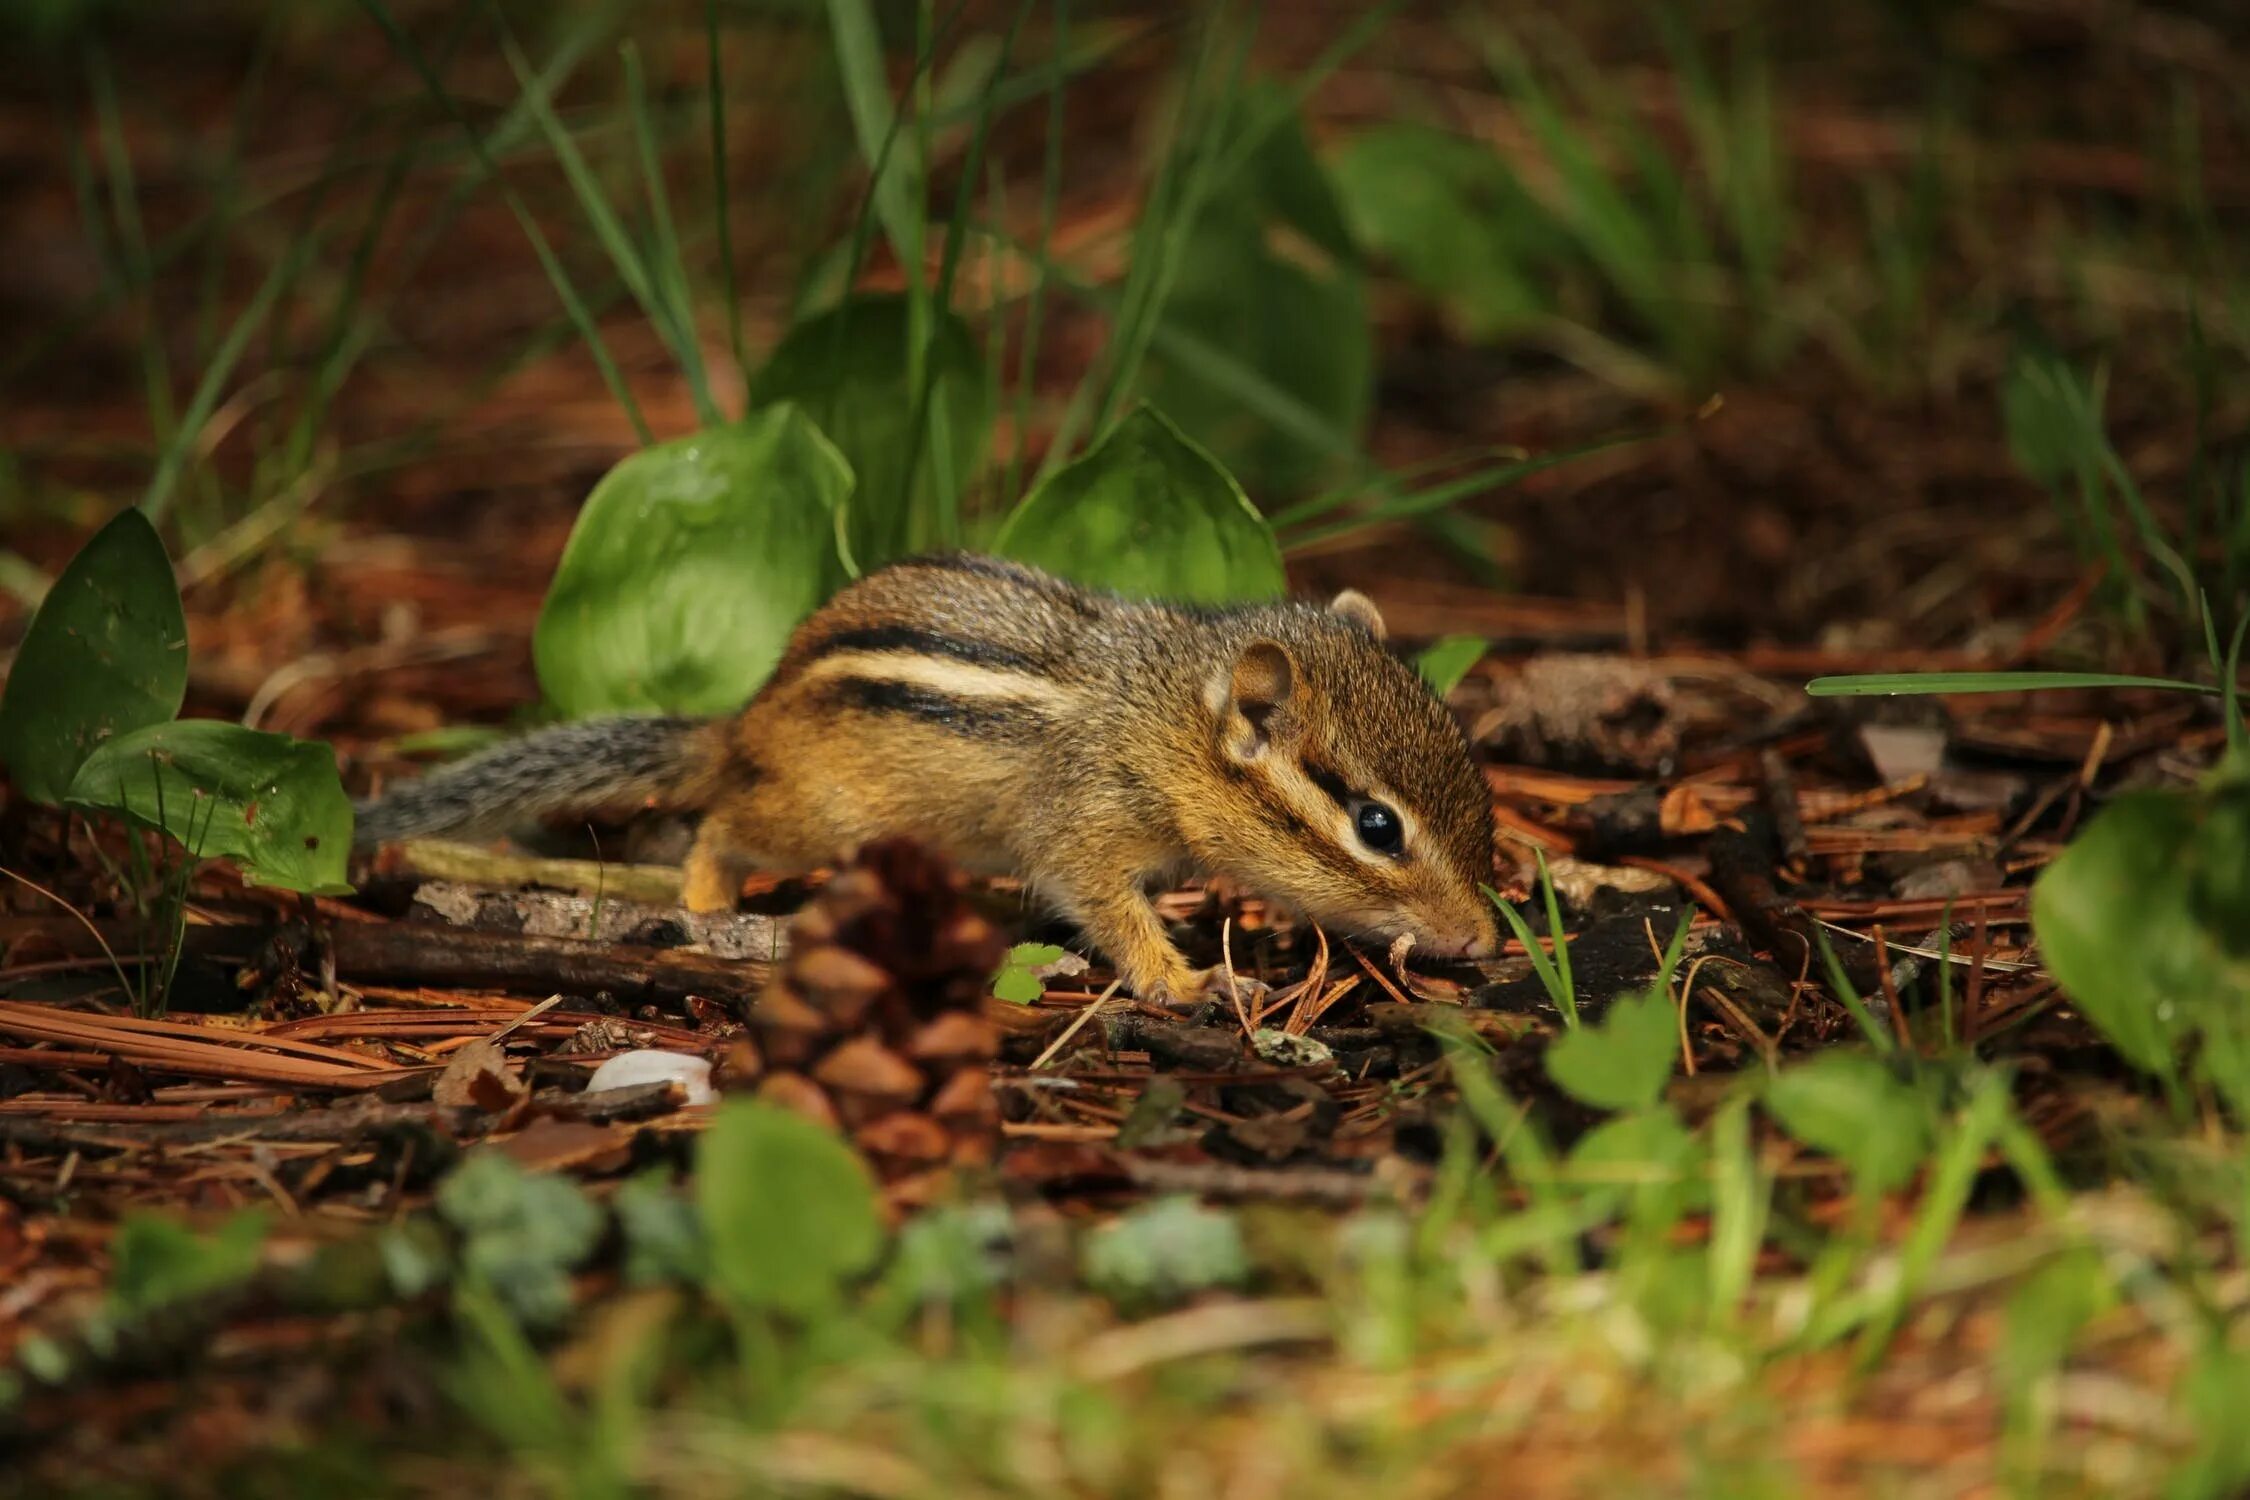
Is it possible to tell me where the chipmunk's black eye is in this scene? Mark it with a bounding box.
[1353,800,1404,856]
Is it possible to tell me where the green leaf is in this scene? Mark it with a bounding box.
[1806,670,2217,698]
[992,941,1066,1005]
[1764,1050,1931,1193]
[1565,1107,1702,1230]
[1080,1195,1248,1307]
[888,1200,1014,1305]
[0,509,186,804]
[1543,988,1677,1112]
[995,404,1284,602]
[697,1098,886,1315]
[1142,213,1369,497]
[748,295,989,567]
[1330,122,1564,339]
[1128,83,1369,496]
[2000,1248,2112,1393]
[107,1209,269,1316]
[822,0,925,294]
[66,721,354,895]
[1227,80,1358,263]
[436,1152,605,1329]
[533,406,855,720]
[1417,635,1487,696]
[2031,779,2250,1078]
[614,1171,707,1288]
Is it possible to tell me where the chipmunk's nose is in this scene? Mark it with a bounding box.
[1426,920,1497,961]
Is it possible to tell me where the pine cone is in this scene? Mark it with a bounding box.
[744,838,1005,1199]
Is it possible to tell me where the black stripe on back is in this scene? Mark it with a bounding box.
[826,676,1050,739]
[802,623,1046,674]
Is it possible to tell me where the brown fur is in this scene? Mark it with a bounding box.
[361,554,1500,999]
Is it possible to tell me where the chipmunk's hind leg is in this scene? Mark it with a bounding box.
[681,821,757,912]
[681,798,797,911]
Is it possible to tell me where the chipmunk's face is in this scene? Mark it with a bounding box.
[1192,592,1500,963]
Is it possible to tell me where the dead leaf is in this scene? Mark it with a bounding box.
[1660,784,1721,836]
[435,1037,526,1111]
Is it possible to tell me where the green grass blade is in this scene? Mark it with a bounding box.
[895,0,1031,546]
[1475,22,1692,375]
[358,0,651,444]
[1484,879,1575,1028]
[1200,0,1405,188]
[1812,925,1893,1055]
[87,48,176,448]
[922,16,1133,131]
[496,26,682,383]
[623,39,719,426]
[1278,433,1649,550]
[825,0,925,291]
[1037,5,1242,486]
[1087,11,1258,446]
[1806,670,2219,698]
[1851,1071,2009,1371]
[2225,615,2248,762]
[1705,1097,1770,1326]
[1003,0,1068,507]
[141,239,309,523]
[284,110,421,479]
[932,0,1028,313]
[187,10,280,371]
[1535,848,1575,1021]
[705,0,746,398]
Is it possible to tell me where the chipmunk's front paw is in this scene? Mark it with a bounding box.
[1153,964,1272,1017]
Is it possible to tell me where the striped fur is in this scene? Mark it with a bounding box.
[352,552,1499,998]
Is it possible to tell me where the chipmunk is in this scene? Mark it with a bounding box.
[354,553,1500,1000]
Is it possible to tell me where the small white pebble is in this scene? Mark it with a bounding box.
[584,1049,715,1105]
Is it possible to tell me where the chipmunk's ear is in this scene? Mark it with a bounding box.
[1328,588,1386,641]
[1218,638,1300,758]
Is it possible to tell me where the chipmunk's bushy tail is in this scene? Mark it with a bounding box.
[352,715,726,848]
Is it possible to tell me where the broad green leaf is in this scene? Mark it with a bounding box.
[107,1209,270,1316]
[0,509,186,804]
[749,295,990,567]
[1137,86,1368,496]
[1080,1195,1248,1307]
[1227,80,1358,263]
[1142,212,1369,497]
[1330,122,1564,339]
[534,406,854,719]
[697,1098,885,1315]
[66,721,354,895]
[2032,779,2250,1077]
[992,941,1067,1005]
[1543,988,1678,1112]
[1764,1050,1930,1193]
[1417,635,1487,695]
[994,404,1284,602]
[435,1152,605,1328]
[1566,1107,1702,1229]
